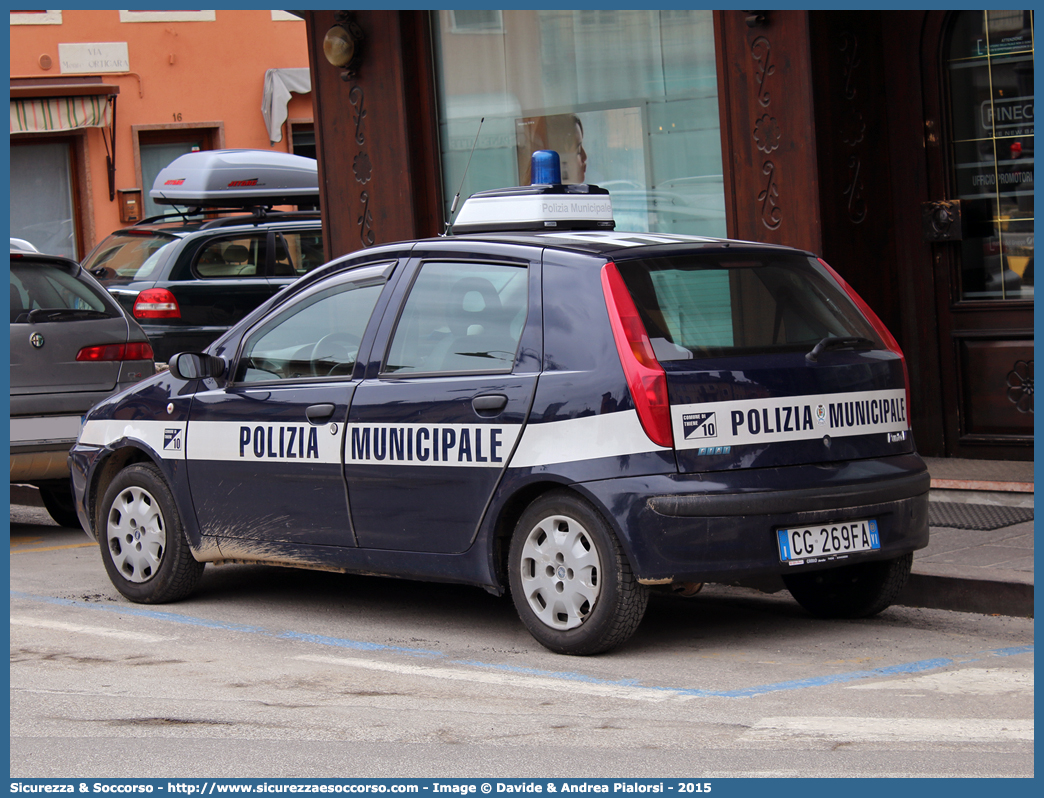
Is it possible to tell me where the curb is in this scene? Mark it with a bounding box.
[897,571,1034,618]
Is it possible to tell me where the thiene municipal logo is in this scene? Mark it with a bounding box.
[682,412,716,440]
[163,428,183,451]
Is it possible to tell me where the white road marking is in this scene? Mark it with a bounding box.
[296,654,691,703]
[10,616,172,643]
[739,716,1034,743]
[846,667,1034,695]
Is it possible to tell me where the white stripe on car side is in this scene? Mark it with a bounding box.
[78,419,187,460]
[672,388,909,450]
[508,409,667,468]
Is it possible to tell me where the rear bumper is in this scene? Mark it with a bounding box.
[579,453,930,584]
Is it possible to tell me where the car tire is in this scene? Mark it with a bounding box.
[783,552,913,619]
[97,463,205,604]
[40,483,81,529]
[508,491,648,655]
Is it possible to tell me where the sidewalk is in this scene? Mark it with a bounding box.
[898,457,1034,618]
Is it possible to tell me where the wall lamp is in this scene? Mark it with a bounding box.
[324,12,365,81]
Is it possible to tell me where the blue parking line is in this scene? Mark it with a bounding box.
[11,589,1033,699]
[278,629,444,658]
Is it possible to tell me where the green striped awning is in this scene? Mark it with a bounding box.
[10,94,113,133]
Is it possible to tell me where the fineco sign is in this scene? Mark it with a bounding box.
[58,42,130,75]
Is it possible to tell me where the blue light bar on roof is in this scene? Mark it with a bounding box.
[531,150,562,185]
[451,149,614,235]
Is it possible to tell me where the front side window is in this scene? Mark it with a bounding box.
[236,274,386,382]
[617,254,881,360]
[384,261,528,374]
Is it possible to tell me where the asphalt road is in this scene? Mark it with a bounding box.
[9,504,1035,779]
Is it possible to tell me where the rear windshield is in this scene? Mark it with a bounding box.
[616,252,882,360]
[83,233,177,282]
[10,260,113,323]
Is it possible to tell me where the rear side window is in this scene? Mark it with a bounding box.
[616,253,882,360]
[275,231,326,276]
[82,233,176,281]
[195,236,266,278]
[384,260,529,374]
[10,261,112,323]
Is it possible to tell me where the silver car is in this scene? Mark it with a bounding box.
[10,248,155,527]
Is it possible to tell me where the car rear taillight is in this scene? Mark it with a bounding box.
[601,261,674,448]
[133,288,180,319]
[76,341,154,362]
[818,257,912,423]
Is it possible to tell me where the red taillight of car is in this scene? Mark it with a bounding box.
[133,288,180,319]
[818,257,912,422]
[601,261,674,449]
[76,341,154,362]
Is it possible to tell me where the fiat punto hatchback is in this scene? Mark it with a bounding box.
[71,157,929,655]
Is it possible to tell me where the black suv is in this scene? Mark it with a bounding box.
[80,150,324,362]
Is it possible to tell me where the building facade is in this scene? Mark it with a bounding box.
[297,9,1033,462]
[9,9,313,260]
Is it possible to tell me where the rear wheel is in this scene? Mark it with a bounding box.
[508,492,648,655]
[783,553,913,619]
[39,483,80,529]
[97,463,205,603]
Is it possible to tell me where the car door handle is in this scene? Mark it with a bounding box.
[306,403,336,425]
[472,394,508,414]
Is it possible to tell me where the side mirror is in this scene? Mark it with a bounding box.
[168,352,227,381]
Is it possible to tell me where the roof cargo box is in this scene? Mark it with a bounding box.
[150,149,319,207]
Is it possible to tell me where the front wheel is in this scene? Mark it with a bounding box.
[508,491,648,655]
[783,552,913,619]
[97,463,205,603]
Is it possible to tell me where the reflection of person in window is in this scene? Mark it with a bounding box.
[559,115,588,185]
[518,113,588,185]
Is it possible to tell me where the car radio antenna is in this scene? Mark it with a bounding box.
[443,117,484,236]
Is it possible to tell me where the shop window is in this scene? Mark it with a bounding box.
[945,10,1034,301]
[450,10,503,34]
[432,9,725,238]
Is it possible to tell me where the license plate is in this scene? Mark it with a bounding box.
[777,519,880,564]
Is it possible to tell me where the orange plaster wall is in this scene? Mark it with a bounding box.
[10,9,311,242]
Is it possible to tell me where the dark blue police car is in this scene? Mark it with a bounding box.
[70,153,929,655]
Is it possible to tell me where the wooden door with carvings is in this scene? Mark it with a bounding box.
[921,10,1034,460]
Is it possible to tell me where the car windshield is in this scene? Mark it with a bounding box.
[616,252,882,360]
[10,260,112,323]
[83,233,177,281]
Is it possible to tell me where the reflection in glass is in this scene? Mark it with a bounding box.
[946,10,1034,301]
[432,10,726,237]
